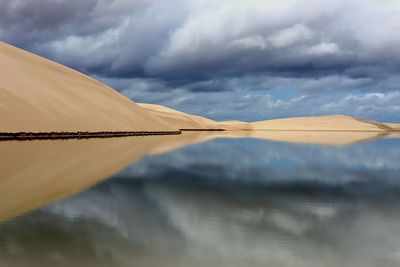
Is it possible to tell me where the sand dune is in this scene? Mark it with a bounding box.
[139,103,222,130]
[139,104,256,131]
[251,115,389,132]
[385,123,400,130]
[0,41,174,133]
[217,120,254,130]
[138,104,399,133]
[2,41,397,135]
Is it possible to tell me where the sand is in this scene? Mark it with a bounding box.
[139,104,256,131]
[2,41,400,136]
[251,115,390,132]
[384,123,400,130]
[0,41,174,133]
[139,103,222,130]
[217,120,254,130]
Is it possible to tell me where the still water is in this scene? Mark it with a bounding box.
[0,133,400,267]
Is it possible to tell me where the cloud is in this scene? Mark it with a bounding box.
[268,24,314,48]
[95,74,399,121]
[322,91,400,116]
[2,0,400,80]
[304,42,340,56]
[1,0,400,121]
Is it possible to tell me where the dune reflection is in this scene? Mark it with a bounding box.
[1,130,399,221]
[2,180,400,267]
[189,130,391,146]
[0,136,182,221]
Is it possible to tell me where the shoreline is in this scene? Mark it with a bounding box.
[0,131,182,141]
[1,128,398,141]
[180,129,226,131]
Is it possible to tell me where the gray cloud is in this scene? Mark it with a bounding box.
[3,0,400,79]
[1,0,400,121]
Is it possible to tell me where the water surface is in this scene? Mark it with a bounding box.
[0,133,400,267]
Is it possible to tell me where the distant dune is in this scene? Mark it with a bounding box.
[139,103,222,130]
[217,120,254,130]
[0,41,174,133]
[384,123,400,130]
[251,115,391,132]
[139,104,399,133]
[139,105,255,131]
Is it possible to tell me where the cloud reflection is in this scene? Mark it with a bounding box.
[1,137,400,266]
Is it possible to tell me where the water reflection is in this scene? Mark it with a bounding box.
[0,133,400,266]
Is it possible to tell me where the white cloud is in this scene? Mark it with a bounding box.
[230,35,267,50]
[2,0,400,121]
[322,91,400,115]
[268,24,313,48]
[304,42,340,56]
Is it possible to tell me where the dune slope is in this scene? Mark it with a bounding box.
[139,103,222,130]
[217,120,254,130]
[0,42,174,133]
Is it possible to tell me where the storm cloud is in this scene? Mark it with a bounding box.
[1,0,400,121]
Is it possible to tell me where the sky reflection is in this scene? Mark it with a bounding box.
[1,137,400,267]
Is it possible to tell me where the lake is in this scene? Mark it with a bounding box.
[0,132,400,267]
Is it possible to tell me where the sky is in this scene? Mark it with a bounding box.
[1,0,400,122]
